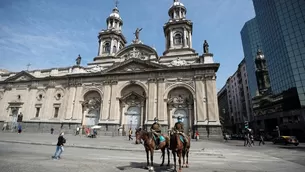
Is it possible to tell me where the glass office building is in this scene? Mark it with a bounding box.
[253,0,305,106]
[241,17,263,98]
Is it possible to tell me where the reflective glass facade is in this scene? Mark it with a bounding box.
[241,18,263,98]
[253,0,305,106]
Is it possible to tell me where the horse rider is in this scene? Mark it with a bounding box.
[174,116,188,144]
[151,117,162,148]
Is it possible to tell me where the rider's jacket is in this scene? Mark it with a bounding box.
[174,122,184,133]
[151,122,161,133]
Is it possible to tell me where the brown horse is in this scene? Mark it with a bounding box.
[170,131,191,172]
[135,128,170,171]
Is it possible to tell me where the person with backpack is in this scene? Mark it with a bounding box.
[52,132,66,160]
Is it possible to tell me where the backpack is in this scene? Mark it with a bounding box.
[63,138,66,144]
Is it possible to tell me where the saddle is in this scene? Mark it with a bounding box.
[152,134,165,150]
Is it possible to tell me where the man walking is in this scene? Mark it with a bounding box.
[128,128,133,141]
[52,132,66,160]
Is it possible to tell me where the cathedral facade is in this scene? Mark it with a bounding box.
[0,0,221,138]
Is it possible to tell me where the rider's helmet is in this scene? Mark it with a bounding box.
[177,116,182,122]
[154,117,158,122]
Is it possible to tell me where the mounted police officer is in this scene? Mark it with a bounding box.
[150,117,162,148]
[174,116,188,144]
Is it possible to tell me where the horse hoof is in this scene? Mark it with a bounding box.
[167,164,170,167]
[144,166,149,169]
[160,164,164,167]
[148,166,154,171]
[186,164,189,168]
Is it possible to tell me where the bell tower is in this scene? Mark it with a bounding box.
[162,0,196,57]
[96,1,127,58]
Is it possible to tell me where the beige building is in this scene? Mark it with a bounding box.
[222,59,253,133]
[0,1,221,138]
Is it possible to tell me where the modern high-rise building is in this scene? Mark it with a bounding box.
[240,17,263,98]
[253,0,305,106]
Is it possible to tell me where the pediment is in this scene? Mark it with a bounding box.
[104,58,167,73]
[4,71,36,82]
[115,44,159,61]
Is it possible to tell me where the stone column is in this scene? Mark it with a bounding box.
[157,78,165,121]
[140,102,144,127]
[194,76,207,122]
[72,86,83,120]
[188,105,192,129]
[170,29,173,49]
[120,102,126,127]
[101,82,111,120]
[189,32,192,48]
[43,87,55,119]
[147,78,157,121]
[110,38,114,55]
[183,28,187,48]
[206,75,219,122]
[109,81,119,120]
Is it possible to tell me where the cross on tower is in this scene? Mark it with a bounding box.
[115,0,119,7]
[26,63,31,71]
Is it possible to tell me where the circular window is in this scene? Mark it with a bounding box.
[57,93,61,99]
[39,94,43,99]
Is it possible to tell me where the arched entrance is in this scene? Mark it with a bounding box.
[167,87,194,133]
[120,84,146,132]
[82,91,102,126]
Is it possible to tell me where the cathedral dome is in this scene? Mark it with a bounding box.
[109,7,121,19]
[171,1,184,7]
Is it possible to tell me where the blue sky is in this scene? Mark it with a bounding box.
[0,0,255,90]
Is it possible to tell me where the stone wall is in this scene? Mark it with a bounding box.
[196,125,222,140]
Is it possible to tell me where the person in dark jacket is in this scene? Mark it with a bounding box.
[52,132,66,160]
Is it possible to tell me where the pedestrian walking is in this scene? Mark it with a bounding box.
[2,122,7,131]
[75,126,80,136]
[51,128,54,134]
[17,124,22,134]
[128,128,133,141]
[195,130,199,141]
[259,133,265,146]
[52,132,66,160]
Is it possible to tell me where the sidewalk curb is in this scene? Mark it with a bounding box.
[0,140,223,156]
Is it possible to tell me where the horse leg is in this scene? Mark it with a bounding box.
[146,149,149,169]
[182,149,186,168]
[186,149,189,168]
[178,151,182,172]
[167,148,170,166]
[172,151,177,172]
[160,148,165,166]
[150,149,154,171]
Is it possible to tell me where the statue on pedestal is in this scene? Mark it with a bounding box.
[134,28,142,41]
[203,40,209,54]
[76,54,81,66]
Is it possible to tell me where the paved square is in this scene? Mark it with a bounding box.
[0,133,304,172]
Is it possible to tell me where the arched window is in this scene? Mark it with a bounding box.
[174,33,182,45]
[103,42,110,53]
[113,45,117,53]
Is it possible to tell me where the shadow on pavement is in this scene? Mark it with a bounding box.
[278,146,305,151]
[117,162,173,172]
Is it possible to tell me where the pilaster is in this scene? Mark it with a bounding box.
[194,75,207,123]
[170,29,173,49]
[72,86,83,120]
[43,87,55,119]
[109,81,119,120]
[65,87,76,119]
[205,74,220,124]
[147,78,157,121]
[25,88,37,120]
[157,78,165,121]
[101,83,111,120]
